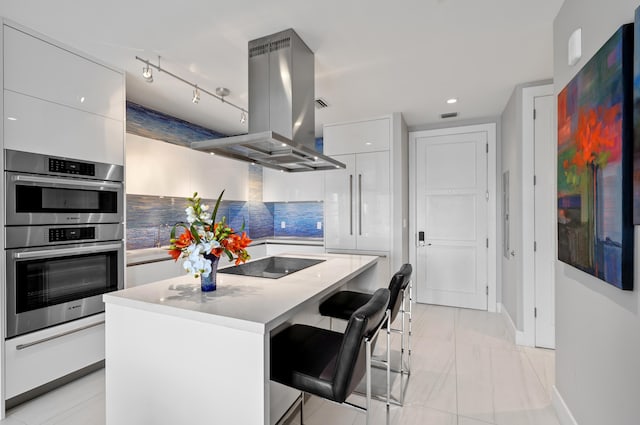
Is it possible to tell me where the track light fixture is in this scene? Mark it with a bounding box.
[192,86,201,104]
[142,65,153,83]
[134,55,248,119]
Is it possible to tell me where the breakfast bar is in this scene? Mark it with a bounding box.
[103,253,378,425]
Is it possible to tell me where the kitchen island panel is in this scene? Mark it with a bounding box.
[106,303,267,425]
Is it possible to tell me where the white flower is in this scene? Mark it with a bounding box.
[185,206,197,224]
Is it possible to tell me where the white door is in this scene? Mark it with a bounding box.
[324,154,356,250]
[356,151,390,251]
[534,95,556,348]
[416,131,488,310]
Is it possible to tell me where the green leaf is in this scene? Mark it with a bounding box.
[211,190,225,223]
[225,249,233,261]
[189,224,201,244]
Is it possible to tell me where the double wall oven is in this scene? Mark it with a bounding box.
[4,149,124,338]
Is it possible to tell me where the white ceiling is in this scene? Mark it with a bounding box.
[0,0,563,137]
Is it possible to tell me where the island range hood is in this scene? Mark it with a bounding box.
[191,29,345,172]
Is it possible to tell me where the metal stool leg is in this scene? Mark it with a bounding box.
[300,391,305,425]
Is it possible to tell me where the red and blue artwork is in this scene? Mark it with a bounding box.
[633,7,640,224]
[558,24,634,290]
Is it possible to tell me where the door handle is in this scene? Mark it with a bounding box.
[349,174,353,235]
[358,174,363,235]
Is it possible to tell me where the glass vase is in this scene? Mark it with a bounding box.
[200,254,220,292]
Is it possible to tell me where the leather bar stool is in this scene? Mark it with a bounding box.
[319,264,413,405]
[271,288,390,425]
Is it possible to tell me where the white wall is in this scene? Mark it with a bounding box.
[553,2,640,424]
[500,87,523,328]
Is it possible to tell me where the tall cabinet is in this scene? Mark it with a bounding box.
[323,113,408,290]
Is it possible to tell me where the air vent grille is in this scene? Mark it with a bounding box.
[441,112,458,119]
[249,43,269,58]
[270,37,291,52]
[315,98,329,109]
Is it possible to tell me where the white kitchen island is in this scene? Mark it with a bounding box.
[103,253,378,425]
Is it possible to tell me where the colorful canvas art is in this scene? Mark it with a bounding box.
[634,7,640,223]
[557,24,634,290]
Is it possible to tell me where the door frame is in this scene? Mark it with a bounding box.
[409,123,497,312]
[521,84,555,347]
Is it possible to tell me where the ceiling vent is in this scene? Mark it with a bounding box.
[441,112,458,119]
[315,98,329,109]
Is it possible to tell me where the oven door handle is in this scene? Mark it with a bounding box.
[13,243,123,259]
[12,174,123,189]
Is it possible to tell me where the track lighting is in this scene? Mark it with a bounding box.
[135,55,248,120]
[142,65,153,83]
[192,86,201,104]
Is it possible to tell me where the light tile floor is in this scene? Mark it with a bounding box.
[0,304,560,425]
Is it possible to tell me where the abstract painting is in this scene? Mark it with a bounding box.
[634,7,640,223]
[557,24,633,290]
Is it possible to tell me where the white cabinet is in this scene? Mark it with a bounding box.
[4,25,124,121]
[323,117,390,155]
[127,260,186,288]
[263,168,324,202]
[2,23,125,164]
[125,134,249,200]
[324,152,389,251]
[323,114,408,288]
[5,314,106,398]
[125,134,191,198]
[266,243,324,256]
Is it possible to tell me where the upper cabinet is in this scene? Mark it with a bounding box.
[3,25,124,121]
[323,117,390,155]
[2,23,125,165]
[126,134,249,201]
[263,168,324,202]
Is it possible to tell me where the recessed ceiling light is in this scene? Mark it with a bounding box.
[365,142,372,146]
[446,98,458,104]
[80,96,85,103]
[7,117,17,121]
[209,152,215,156]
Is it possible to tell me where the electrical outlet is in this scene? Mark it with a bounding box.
[280,221,286,229]
[316,222,322,230]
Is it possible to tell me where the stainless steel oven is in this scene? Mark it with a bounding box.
[4,149,125,338]
[5,224,124,338]
[4,149,123,226]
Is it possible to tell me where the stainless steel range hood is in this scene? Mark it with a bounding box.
[191,29,345,172]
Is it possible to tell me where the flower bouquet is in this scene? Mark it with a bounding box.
[168,190,251,291]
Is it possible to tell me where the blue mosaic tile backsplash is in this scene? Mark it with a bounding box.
[127,195,322,250]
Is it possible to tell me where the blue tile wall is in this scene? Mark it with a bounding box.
[273,202,324,238]
[126,101,226,147]
[127,195,320,249]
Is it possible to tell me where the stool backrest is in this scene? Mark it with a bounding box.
[332,287,390,403]
[387,263,413,323]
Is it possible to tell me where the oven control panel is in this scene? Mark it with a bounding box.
[48,158,95,176]
[49,227,96,242]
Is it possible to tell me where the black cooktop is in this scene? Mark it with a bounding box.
[218,256,325,279]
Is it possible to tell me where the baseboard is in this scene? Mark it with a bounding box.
[552,386,579,425]
[498,303,528,346]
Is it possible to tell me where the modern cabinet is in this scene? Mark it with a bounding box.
[263,168,324,202]
[2,22,125,165]
[126,134,249,200]
[324,152,389,251]
[323,114,408,289]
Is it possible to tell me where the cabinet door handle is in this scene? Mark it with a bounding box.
[16,320,105,350]
[349,174,354,235]
[358,174,363,236]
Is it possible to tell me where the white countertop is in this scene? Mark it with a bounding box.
[105,253,377,334]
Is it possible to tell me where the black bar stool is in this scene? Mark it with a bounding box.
[319,264,413,405]
[271,288,390,425]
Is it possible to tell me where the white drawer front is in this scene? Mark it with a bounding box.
[4,90,124,165]
[5,315,105,398]
[323,118,390,155]
[4,25,124,121]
